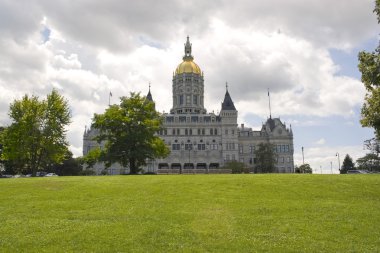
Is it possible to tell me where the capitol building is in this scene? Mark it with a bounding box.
[83,37,294,174]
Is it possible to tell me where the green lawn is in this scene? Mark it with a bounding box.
[0,174,379,252]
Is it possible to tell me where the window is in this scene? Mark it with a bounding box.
[198,144,206,150]
[189,129,192,135]
[225,129,228,135]
[185,129,188,135]
[177,129,180,135]
[185,144,193,150]
[179,95,184,105]
[202,129,205,135]
[193,95,197,105]
[214,128,217,135]
[210,128,214,135]
[286,157,290,163]
[186,95,191,105]
[198,129,201,135]
[172,144,181,150]
[249,145,254,154]
[232,130,234,135]
[285,145,289,152]
[239,145,243,154]
[210,144,218,150]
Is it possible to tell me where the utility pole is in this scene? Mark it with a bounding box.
[336,152,341,173]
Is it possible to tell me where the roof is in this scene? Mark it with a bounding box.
[221,90,236,110]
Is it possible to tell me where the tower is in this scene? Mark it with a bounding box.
[220,83,239,163]
[170,36,206,114]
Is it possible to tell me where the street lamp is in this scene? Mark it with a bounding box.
[330,161,333,174]
[336,152,341,173]
[302,146,305,165]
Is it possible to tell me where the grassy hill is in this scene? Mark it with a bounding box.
[0,174,379,252]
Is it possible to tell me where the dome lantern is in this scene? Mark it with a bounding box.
[175,36,202,75]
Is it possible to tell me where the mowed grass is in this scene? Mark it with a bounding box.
[0,175,379,252]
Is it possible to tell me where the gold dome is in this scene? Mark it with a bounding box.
[175,59,202,75]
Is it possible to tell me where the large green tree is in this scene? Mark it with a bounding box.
[254,142,277,173]
[356,153,380,172]
[340,154,355,174]
[358,0,380,138]
[0,90,71,176]
[92,92,169,174]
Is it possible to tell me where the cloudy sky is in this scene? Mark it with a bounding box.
[0,0,379,173]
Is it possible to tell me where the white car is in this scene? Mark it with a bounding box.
[45,173,58,177]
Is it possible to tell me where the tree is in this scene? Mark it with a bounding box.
[92,92,170,174]
[0,90,71,176]
[295,164,313,174]
[254,142,277,173]
[52,151,83,176]
[358,0,380,138]
[356,153,380,172]
[0,127,4,174]
[224,160,247,174]
[83,147,101,169]
[340,154,355,174]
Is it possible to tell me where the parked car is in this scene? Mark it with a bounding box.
[36,172,47,177]
[1,174,13,178]
[45,173,58,177]
[347,170,368,174]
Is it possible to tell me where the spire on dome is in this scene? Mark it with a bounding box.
[221,83,236,110]
[183,36,194,61]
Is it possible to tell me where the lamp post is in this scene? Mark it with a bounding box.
[320,165,322,174]
[120,151,126,175]
[330,161,333,174]
[336,152,341,173]
[302,146,305,165]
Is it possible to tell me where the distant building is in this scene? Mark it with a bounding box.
[83,37,294,174]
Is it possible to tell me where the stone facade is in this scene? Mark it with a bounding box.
[83,37,294,174]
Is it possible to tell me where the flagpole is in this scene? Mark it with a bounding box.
[268,88,272,119]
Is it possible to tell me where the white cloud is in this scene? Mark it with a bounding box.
[315,138,326,145]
